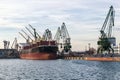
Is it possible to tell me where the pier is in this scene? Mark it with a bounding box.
[0,49,19,58]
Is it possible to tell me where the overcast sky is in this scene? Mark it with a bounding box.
[0,0,119,51]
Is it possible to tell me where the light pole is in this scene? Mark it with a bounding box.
[88,43,91,50]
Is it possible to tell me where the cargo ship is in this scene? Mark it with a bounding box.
[19,25,58,60]
[19,40,58,60]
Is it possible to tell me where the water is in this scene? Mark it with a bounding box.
[0,59,120,80]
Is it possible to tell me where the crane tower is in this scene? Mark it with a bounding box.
[54,22,71,54]
[97,6,116,54]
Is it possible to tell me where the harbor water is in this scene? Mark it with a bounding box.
[0,59,120,80]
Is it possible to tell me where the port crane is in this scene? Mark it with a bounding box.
[43,29,52,41]
[3,40,10,49]
[11,37,18,50]
[54,22,71,53]
[97,6,115,54]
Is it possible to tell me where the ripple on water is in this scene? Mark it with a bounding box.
[72,60,120,80]
[0,59,120,80]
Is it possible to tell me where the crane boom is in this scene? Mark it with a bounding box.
[25,27,35,37]
[28,24,41,39]
[21,29,33,41]
[101,6,115,38]
[19,32,27,40]
[25,27,38,41]
[54,27,61,43]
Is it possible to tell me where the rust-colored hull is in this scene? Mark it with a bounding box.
[20,53,57,60]
[84,57,120,62]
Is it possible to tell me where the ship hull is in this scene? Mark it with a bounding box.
[20,52,57,60]
[19,45,58,60]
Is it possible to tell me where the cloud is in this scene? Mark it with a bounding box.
[0,0,120,50]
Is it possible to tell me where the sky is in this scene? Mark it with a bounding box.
[0,0,120,51]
